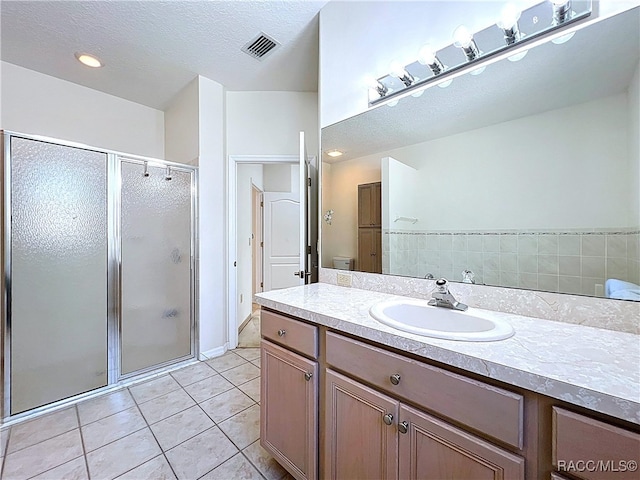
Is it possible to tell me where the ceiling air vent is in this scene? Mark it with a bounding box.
[241,32,280,61]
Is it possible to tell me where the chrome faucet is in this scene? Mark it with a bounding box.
[428,278,468,311]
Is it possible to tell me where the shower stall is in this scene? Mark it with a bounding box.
[1,132,198,420]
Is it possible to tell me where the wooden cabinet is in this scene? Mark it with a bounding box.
[552,407,640,480]
[398,404,525,480]
[357,227,382,273]
[358,182,382,273]
[325,369,399,480]
[261,340,318,480]
[260,310,640,480]
[358,182,381,227]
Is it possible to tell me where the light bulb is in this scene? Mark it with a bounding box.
[390,60,407,79]
[417,45,437,66]
[366,75,388,97]
[365,76,379,90]
[497,3,521,30]
[470,66,486,76]
[387,99,399,107]
[75,52,103,68]
[453,25,474,48]
[411,89,425,98]
[437,79,453,88]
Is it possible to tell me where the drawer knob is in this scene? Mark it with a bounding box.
[390,374,401,385]
[383,413,394,426]
[398,421,409,434]
[277,329,286,337]
[304,372,313,381]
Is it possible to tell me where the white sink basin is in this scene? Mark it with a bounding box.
[369,298,514,342]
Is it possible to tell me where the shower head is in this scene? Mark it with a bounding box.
[165,166,172,181]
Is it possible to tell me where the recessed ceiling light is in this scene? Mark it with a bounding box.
[75,52,103,68]
[327,150,343,158]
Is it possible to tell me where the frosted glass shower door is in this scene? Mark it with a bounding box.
[120,160,193,375]
[10,137,108,414]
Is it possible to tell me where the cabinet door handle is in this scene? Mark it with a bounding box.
[390,374,401,385]
[277,329,286,337]
[304,372,313,381]
[383,413,394,425]
[398,421,409,434]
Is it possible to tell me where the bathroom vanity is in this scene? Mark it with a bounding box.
[257,283,640,480]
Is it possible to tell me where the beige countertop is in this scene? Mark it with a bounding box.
[255,283,640,425]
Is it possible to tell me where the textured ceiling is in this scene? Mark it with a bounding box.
[0,0,328,110]
[322,7,640,163]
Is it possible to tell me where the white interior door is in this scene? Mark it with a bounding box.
[263,192,303,291]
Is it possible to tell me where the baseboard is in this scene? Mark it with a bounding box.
[238,313,253,332]
[199,344,228,361]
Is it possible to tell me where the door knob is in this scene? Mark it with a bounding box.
[383,413,394,425]
[304,372,313,381]
[398,421,409,434]
[390,374,401,385]
[277,329,286,337]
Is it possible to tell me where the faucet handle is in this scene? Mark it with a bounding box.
[435,278,449,293]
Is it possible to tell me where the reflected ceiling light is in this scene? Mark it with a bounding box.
[327,150,343,158]
[366,76,388,97]
[453,25,481,61]
[390,61,416,87]
[497,4,523,45]
[75,52,103,68]
[551,0,572,25]
[417,44,445,76]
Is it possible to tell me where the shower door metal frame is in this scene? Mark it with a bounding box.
[1,130,199,422]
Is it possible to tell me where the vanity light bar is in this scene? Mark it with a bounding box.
[368,0,591,107]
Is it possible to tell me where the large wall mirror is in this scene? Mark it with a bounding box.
[321,6,640,302]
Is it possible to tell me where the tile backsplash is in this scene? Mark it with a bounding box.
[382,229,640,298]
[319,268,640,334]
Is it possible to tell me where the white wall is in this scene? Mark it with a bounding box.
[165,78,200,165]
[322,155,381,267]
[236,164,264,326]
[226,91,318,156]
[629,60,640,226]
[263,164,300,195]
[197,76,226,357]
[383,157,420,232]
[1,61,164,158]
[318,1,639,128]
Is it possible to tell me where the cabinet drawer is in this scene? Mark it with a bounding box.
[552,407,640,480]
[261,310,318,359]
[326,332,523,449]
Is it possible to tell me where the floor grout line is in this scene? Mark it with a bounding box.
[75,405,91,479]
[0,427,11,480]
[128,386,181,480]
[2,354,268,480]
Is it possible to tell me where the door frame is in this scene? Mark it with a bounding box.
[227,155,298,350]
[252,185,263,298]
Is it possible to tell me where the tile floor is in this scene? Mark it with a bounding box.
[0,349,293,480]
[238,310,260,349]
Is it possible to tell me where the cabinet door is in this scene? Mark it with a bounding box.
[325,369,399,480]
[398,404,525,480]
[358,228,381,273]
[358,182,381,227]
[261,340,318,480]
